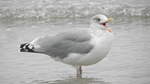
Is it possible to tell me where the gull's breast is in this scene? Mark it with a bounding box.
[62,32,114,66]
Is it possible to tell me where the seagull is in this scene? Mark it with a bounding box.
[20,14,114,78]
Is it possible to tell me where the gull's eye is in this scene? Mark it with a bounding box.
[96,18,101,22]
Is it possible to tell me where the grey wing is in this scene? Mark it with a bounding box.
[33,30,94,59]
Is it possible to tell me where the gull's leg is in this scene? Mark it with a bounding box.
[76,66,82,78]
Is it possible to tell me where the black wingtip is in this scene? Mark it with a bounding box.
[20,43,27,48]
[20,43,34,52]
[20,48,25,52]
[20,43,28,52]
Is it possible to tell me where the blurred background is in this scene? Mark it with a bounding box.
[0,0,150,84]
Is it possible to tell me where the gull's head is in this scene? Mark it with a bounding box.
[91,14,113,31]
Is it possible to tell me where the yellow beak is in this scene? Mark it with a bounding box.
[107,17,113,22]
[106,17,113,32]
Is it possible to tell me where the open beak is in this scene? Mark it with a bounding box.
[106,17,113,32]
[101,17,113,32]
[100,17,113,27]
